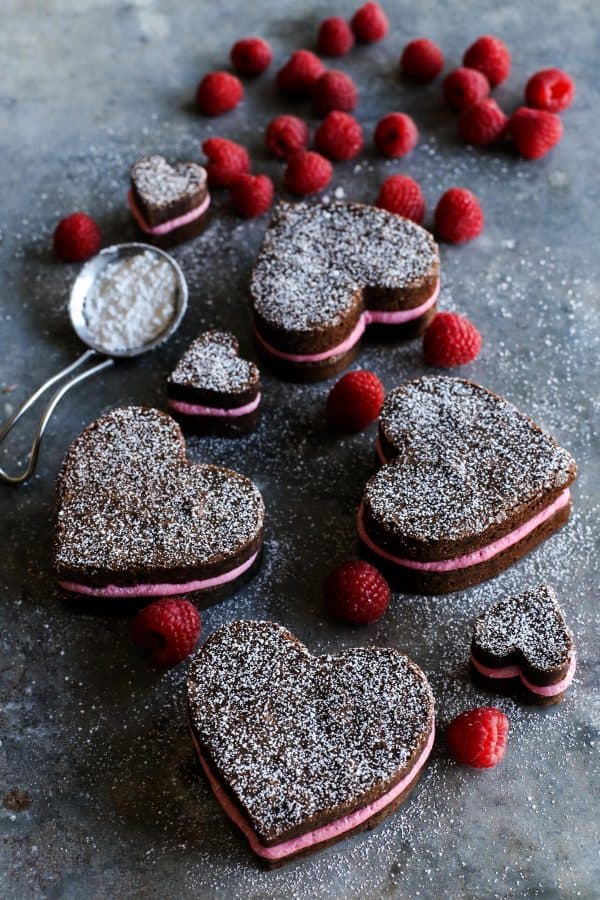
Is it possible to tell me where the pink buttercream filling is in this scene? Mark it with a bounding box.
[192,721,435,861]
[254,280,439,364]
[58,549,258,598]
[471,652,576,697]
[357,489,571,572]
[127,189,211,236]
[168,393,260,418]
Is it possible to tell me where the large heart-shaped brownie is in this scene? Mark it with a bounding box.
[358,376,577,593]
[250,201,440,380]
[187,620,434,864]
[470,584,576,703]
[54,407,264,600]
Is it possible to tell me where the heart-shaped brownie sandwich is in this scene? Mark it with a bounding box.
[358,376,577,594]
[54,407,264,601]
[250,200,440,381]
[167,331,260,436]
[471,584,576,704]
[128,155,210,247]
[187,620,434,866]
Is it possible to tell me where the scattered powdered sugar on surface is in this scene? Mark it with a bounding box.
[366,376,576,543]
[2,14,599,896]
[472,583,573,670]
[169,331,259,394]
[131,156,207,209]
[83,250,178,353]
[55,407,264,575]
[251,201,438,332]
[187,620,434,841]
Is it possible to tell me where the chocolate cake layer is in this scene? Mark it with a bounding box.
[361,495,571,594]
[143,212,209,249]
[169,409,259,438]
[54,407,265,595]
[197,736,428,867]
[255,341,359,382]
[187,621,434,854]
[250,200,440,365]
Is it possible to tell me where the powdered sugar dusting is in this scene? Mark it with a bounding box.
[187,620,434,843]
[366,376,576,543]
[54,407,264,578]
[169,331,259,395]
[472,583,574,671]
[251,200,438,332]
[83,250,178,352]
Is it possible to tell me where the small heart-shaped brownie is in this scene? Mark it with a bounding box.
[167,331,260,436]
[250,201,440,381]
[187,620,434,865]
[54,407,264,602]
[358,376,577,594]
[128,155,210,247]
[471,584,576,704]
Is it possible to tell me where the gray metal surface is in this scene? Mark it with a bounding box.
[1,1,598,897]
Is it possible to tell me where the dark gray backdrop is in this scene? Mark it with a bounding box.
[1,1,598,897]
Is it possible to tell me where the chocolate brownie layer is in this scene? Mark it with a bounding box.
[130,156,208,227]
[255,341,359,382]
[142,212,209,250]
[365,376,576,561]
[54,407,265,595]
[197,736,427,868]
[187,621,434,858]
[169,409,259,438]
[250,201,439,368]
[362,500,571,594]
[469,665,566,707]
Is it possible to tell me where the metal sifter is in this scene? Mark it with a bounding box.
[0,242,188,485]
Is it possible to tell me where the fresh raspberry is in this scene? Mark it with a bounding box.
[447,707,509,768]
[265,115,310,159]
[284,151,333,196]
[314,70,358,115]
[376,175,425,224]
[229,173,274,218]
[434,187,484,243]
[276,49,325,99]
[326,369,384,432]
[509,107,564,159]
[374,112,418,157]
[230,37,272,77]
[400,38,444,83]
[351,2,389,43]
[53,212,101,262]
[525,68,575,114]
[443,67,490,112]
[196,71,243,116]
[201,137,250,187]
[458,98,508,146]
[131,598,201,667]
[318,16,355,57]
[463,35,511,88]
[314,111,363,161]
[325,559,390,624]
[423,312,482,367]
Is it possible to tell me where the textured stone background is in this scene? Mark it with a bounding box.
[1,1,598,897]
